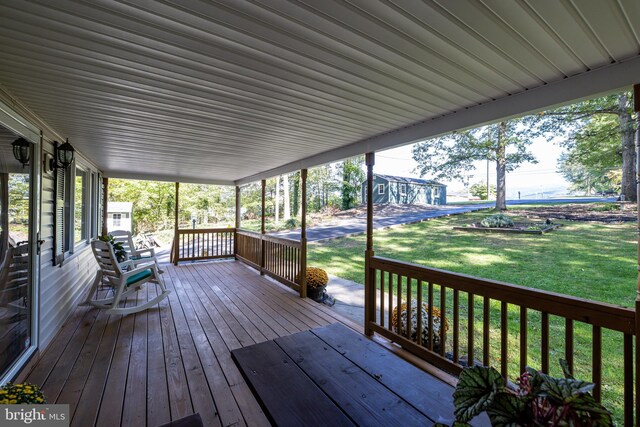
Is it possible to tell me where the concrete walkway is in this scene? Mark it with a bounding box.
[324,275,365,325]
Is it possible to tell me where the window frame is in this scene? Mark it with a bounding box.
[399,183,407,195]
[377,183,384,195]
[73,166,89,249]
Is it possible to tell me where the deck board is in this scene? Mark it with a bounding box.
[22,260,360,426]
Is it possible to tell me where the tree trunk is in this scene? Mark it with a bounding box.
[292,171,300,216]
[495,122,508,210]
[618,94,637,201]
[283,174,290,220]
[275,175,280,224]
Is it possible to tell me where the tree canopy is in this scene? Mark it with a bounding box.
[412,120,536,210]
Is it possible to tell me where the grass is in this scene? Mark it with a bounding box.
[309,207,636,307]
[308,206,637,423]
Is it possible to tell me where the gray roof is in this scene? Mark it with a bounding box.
[374,174,445,187]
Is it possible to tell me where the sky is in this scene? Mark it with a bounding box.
[374,137,570,199]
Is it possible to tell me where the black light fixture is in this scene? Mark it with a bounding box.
[51,139,75,170]
[11,137,31,168]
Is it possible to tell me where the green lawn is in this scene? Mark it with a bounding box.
[309,207,637,307]
[308,207,637,423]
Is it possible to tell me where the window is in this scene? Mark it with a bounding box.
[112,213,122,227]
[378,184,384,195]
[434,187,440,197]
[400,184,407,195]
[74,168,87,244]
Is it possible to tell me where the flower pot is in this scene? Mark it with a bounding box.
[307,285,326,302]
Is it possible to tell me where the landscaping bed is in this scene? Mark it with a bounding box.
[453,222,561,234]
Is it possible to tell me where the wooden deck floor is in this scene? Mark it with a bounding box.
[21,260,360,427]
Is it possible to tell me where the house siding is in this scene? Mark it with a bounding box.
[38,138,100,349]
[1,89,101,353]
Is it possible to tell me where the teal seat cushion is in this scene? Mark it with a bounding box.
[126,269,152,286]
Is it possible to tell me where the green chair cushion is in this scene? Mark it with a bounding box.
[126,269,152,286]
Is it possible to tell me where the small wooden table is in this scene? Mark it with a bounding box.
[232,323,489,427]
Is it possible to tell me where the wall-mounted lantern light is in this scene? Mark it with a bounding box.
[51,139,75,170]
[11,137,31,168]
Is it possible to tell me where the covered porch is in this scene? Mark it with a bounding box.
[1,1,640,425]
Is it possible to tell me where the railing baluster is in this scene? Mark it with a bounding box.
[565,318,574,376]
[439,284,446,357]
[623,333,633,426]
[520,306,527,374]
[428,282,434,351]
[592,325,602,402]
[453,289,459,364]
[416,280,422,346]
[396,275,402,335]
[541,312,549,374]
[500,301,508,378]
[380,270,385,328]
[388,272,393,330]
[483,296,490,366]
[468,292,474,366]
[406,277,412,340]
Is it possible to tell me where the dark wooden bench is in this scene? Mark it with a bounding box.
[232,322,489,426]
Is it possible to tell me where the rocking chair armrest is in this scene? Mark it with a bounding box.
[134,247,156,257]
[118,260,135,270]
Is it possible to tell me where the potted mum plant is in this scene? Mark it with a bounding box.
[0,383,46,404]
[392,301,449,352]
[305,267,329,302]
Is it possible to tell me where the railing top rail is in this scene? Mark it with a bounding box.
[177,227,236,234]
[371,255,635,334]
[236,228,262,237]
[236,229,302,248]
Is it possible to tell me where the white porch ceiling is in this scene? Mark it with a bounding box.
[0,0,639,185]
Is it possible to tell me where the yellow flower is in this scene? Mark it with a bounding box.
[9,399,17,404]
[15,384,22,388]
[25,390,33,394]
[0,399,8,404]
[8,394,16,399]
[36,397,43,403]
[0,390,6,395]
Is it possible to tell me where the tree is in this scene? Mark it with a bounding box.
[412,120,536,210]
[340,156,365,210]
[533,92,637,200]
[283,174,290,220]
[556,114,622,195]
[292,171,300,217]
[469,182,496,200]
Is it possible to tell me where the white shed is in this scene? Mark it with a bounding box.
[107,202,133,233]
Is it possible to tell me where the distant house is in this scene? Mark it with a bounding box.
[362,174,447,205]
[107,202,133,232]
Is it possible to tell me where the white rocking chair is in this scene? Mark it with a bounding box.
[85,240,169,315]
[110,230,164,273]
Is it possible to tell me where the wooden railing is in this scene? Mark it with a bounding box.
[235,229,262,268]
[367,255,636,425]
[236,229,303,292]
[175,228,235,262]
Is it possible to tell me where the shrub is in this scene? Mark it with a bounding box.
[480,213,514,228]
[305,267,329,288]
[0,383,46,404]
[284,218,299,229]
[391,301,449,350]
